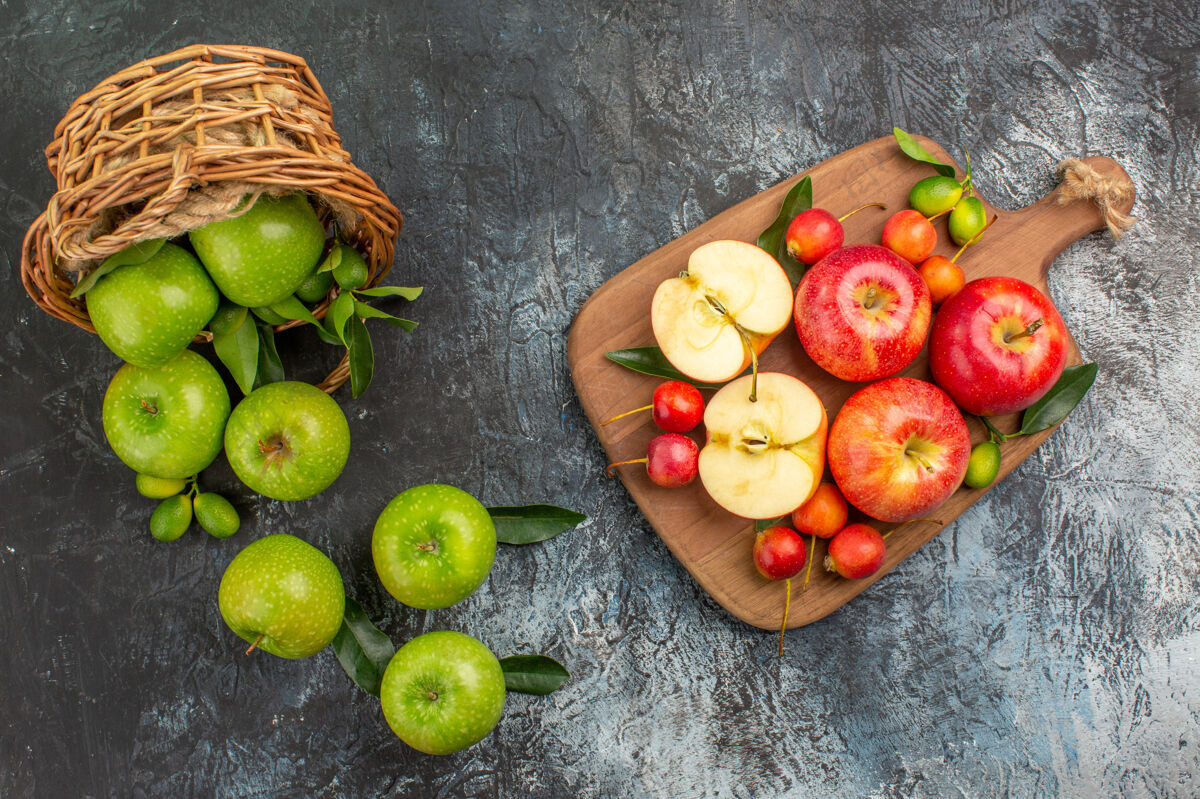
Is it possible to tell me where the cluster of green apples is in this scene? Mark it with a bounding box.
[86,193,369,539]
[218,483,512,756]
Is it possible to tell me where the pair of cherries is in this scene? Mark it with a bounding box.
[604,381,704,487]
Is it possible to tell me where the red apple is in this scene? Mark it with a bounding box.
[929,276,1069,416]
[827,377,970,522]
[794,244,932,382]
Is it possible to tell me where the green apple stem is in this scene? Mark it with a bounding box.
[837,201,887,222]
[606,457,647,477]
[139,399,159,416]
[1004,318,1044,344]
[778,578,792,657]
[601,404,653,426]
[950,214,997,261]
[801,535,816,592]
[882,517,944,540]
[245,633,265,655]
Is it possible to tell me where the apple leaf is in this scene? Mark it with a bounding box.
[212,312,259,395]
[331,597,396,697]
[316,245,343,274]
[70,238,166,298]
[254,324,285,388]
[487,505,587,545]
[353,300,418,332]
[268,295,342,346]
[756,176,812,289]
[354,285,424,301]
[754,516,791,532]
[326,292,355,346]
[1019,363,1098,435]
[604,347,733,390]
[499,655,570,695]
[346,315,374,398]
[892,127,958,178]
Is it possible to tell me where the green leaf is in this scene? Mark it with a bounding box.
[326,292,356,345]
[316,245,343,274]
[251,306,290,325]
[254,324,285,387]
[330,597,396,697]
[604,347,734,390]
[268,295,341,345]
[354,300,418,332]
[212,312,259,395]
[353,285,424,301]
[892,127,958,178]
[71,238,166,297]
[754,516,791,532]
[346,315,374,398]
[1019,363,1099,435]
[487,505,587,545]
[756,176,812,289]
[499,655,570,695]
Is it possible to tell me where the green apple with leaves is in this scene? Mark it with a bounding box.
[380,630,506,755]
[218,534,345,658]
[102,350,230,479]
[224,381,350,501]
[372,484,496,609]
[85,241,218,367]
[189,193,326,307]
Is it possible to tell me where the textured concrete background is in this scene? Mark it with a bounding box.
[1,1,1197,796]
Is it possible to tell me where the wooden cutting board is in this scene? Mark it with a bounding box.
[567,135,1132,630]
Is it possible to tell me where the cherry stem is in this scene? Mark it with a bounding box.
[802,535,816,592]
[606,457,647,477]
[245,633,265,655]
[837,201,887,222]
[926,207,953,223]
[711,292,758,403]
[950,214,998,262]
[778,578,792,657]
[882,517,944,540]
[1004,318,1044,343]
[602,404,653,426]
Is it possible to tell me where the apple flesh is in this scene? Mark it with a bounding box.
[699,372,827,520]
[651,240,793,384]
[794,244,932,382]
[827,377,970,522]
[929,276,1068,416]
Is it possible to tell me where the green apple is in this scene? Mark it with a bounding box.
[372,484,496,609]
[86,242,219,367]
[380,630,505,755]
[217,534,345,659]
[189,193,326,307]
[224,381,350,501]
[102,350,230,479]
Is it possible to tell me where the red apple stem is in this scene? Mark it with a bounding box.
[905,448,937,473]
[1004,318,1044,343]
[605,457,647,477]
[882,517,944,540]
[778,578,792,657]
[601,404,653,426]
[837,201,887,222]
[801,535,816,592]
[245,633,265,655]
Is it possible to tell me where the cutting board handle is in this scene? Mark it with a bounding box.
[994,155,1136,278]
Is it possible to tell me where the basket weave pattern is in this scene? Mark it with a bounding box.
[19,44,403,391]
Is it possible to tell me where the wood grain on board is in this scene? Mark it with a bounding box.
[568,135,1133,630]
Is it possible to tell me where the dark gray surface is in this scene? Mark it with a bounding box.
[1,1,1197,796]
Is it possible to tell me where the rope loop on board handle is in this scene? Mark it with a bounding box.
[1055,159,1137,240]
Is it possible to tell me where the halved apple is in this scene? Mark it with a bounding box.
[698,372,828,520]
[651,240,793,384]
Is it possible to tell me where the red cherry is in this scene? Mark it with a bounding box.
[606,433,698,488]
[786,209,843,265]
[753,526,808,580]
[824,523,886,579]
[651,381,704,432]
[881,209,938,264]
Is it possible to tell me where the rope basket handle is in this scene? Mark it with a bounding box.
[19,44,403,394]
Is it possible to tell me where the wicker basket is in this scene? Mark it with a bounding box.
[19,44,403,392]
